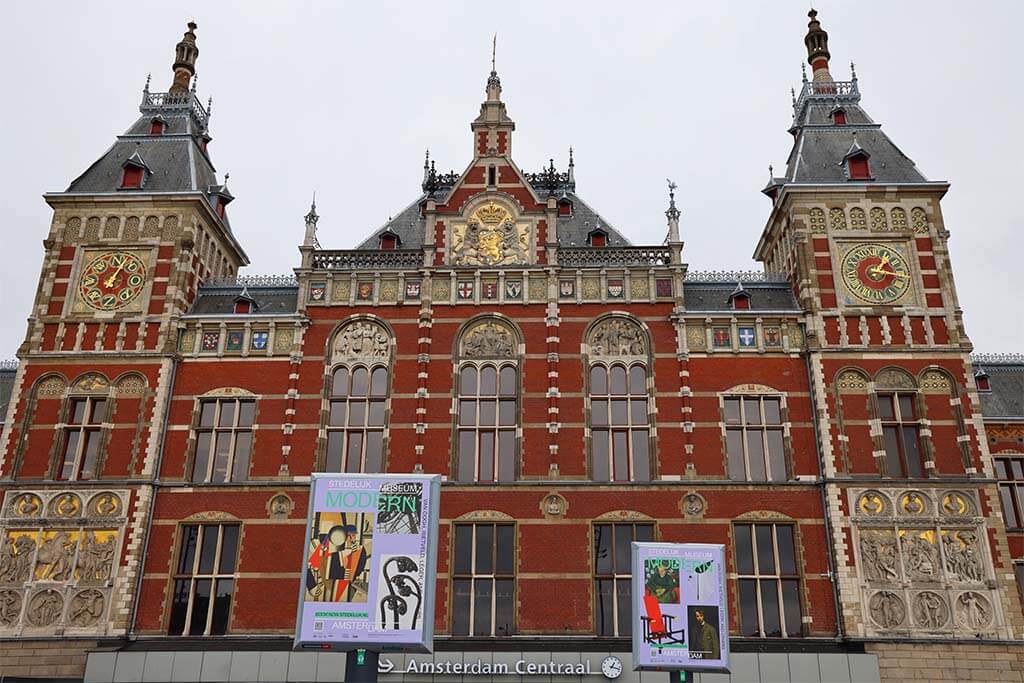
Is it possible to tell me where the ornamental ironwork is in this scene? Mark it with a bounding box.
[524,159,573,196]
[559,247,670,267]
[312,250,423,270]
[202,275,298,288]
[683,270,789,283]
[971,353,1024,365]
[421,161,460,197]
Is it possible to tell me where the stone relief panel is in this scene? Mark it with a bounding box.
[588,317,647,358]
[848,487,1003,638]
[461,320,517,359]
[0,490,127,636]
[331,320,391,363]
[451,201,530,267]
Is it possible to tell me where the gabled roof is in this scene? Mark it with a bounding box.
[189,280,299,316]
[974,355,1024,421]
[683,280,799,312]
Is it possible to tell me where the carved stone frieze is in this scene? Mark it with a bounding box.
[72,373,109,393]
[333,320,390,361]
[7,493,42,518]
[49,493,82,518]
[0,589,22,626]
[686,325,706,351]
[912,591,949,629]
[900,531,940,582]
[942,530,984,583]
[588,318,646,358]
[461,320,516,358]
[86,492,122,518]
[857,490,888,516]
[0,533,36,583]
[875,369,916,389]
[539,492,568,519]
[679,492,706,519]
[68,588,105,627]
[25,589,63,627]
[868,590,906,629]
[35,531,77,582]
[955,591,992,630]
[267,493,295,520]
[75,531,116,584]
[859,530,900,582]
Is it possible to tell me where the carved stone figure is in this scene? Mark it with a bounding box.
[868,591,905,629]
[900,492,927,515]
[8,493,42,517]
[901,534,938,581]
[0,589,22,626]
[462,321,515,358]
[49,493,81,518]
[36,532,76,582]
[267,493,294,520]
[956,591,991,630]
[334,321,389,361]
[858,491,886,515]
[26,590,63,627]
[681,493,706,519]
[0,535,36,583]
[540,493,568,518]
[913,591,948,628]
[88,492,121,518]
[76,532,115,584]
[941,492,973,517]
[859,532,899,582]
[452,203,528,267]
[69,589,105,627]
[589,318,646,357]
[942,531,984,583]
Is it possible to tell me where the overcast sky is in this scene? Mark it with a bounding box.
[2,1,1020,358]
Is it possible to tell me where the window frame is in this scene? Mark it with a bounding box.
[189,397,256,483]
[55,395,108,481]
[733,522,803,639]
[876,391,925,478]
[323,363,390,474]
[995,455,1024,529]
[593,521,655,637]
[722,393,789,482]
[454,361,520,483]
[450,522,516,637]
[588,361,654,483]
[167,522,240,636]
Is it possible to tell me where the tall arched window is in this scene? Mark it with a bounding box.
[323,319,392,474]
[873,369,924,478]
[586,317,653,482]
[454,319,520,482]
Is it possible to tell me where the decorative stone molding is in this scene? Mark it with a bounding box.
[198,387,255,398]
[724,383,779,395]
[453,510,515,522]
[837,369,868,391]
[332,319,391,362]
[267,492,295,520]
[679,492,706,519]
[181,511,238,523]
[114,374,147,396]
[595,510,653,522]
[875,368,916,389]
[539,492,568,519]
[35,376,67,398]
[461,320,516,359]
[920,370,953,393]
[71,373,109,393]
[734,510,795,522]
[588,317,646,358]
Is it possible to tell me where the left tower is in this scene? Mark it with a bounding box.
[0,23,245,676]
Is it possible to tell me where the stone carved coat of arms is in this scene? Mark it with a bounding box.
[452,203,529,266]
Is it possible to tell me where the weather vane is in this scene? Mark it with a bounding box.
[491,34,497,72]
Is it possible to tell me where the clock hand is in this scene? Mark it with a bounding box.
[103,260,126,288]
[869,266,908,279]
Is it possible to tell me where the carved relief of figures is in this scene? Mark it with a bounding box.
[462,321,515,358]
[0,589,22,626]
[35,532,77,582]
[334,321,390,361]
[75,532,116,584]
[912,591,948,628]
[868,591,905,629]
[589,318,646,357]
[452,202,529,266]
[7,493,42,518]
[49,493,81,518]
[942,531,984,583]
[68,589,105,627]
[956,591,991,630]
[859,532,899,582]
[0,534,37,583]
[26,589,63,627]
[901,532,939,582]
[87,492,121,518]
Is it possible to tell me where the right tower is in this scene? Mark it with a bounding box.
[755,8,1024,650]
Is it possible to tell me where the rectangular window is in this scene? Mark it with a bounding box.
[121,166,144,188]
[594,522,653,637]
[57,396,106,480]
[451,523,515,636]
[168,523,239,635]
[996,457,1024,529]
[848,156,870,179]
[724,396,786,481]
[191,398,255,483]
[877,392,924,478]
[456,364,517,482]
[590,364,651,483]
[734,523,802,638]
[325,366,388,474]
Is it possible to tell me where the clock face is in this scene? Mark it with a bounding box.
[601,656,623,679]
[79,251,147,311]
[840,243,912,305]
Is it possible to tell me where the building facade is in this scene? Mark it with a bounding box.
[1,11,1023,683]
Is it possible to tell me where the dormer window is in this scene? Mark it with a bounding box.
[729,283,751,310]
[832,109,847,125]
[120,166,144,189]
[378,231,400,251]
[588,229,607,247]
[149,117,166,135]
[199,133,212,154]
[215,199,227,218]
[975,370,991,392]
[847,154,871,180]
[233,300,251,314]
[558,198,573,217]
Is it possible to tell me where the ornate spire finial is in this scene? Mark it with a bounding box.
[207,96,213,116]
[801,62,807,83]
[303,192,320,248]
[568,147,574,167]
[492,33,497,73]
[169,21,200,94]
[768,164,774,180]
[144,73,151,93]
[804,8,832,83]
[665,179,681,244]
[486,34,501,96]
[790,86,797,106]
[850,60,858,80]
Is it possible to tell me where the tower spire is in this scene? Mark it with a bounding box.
[486,33,502,100]
[472,35,515,158]
[804,9,832,83]
[169,21,200,94]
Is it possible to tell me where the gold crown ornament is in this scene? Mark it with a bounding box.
[474,202,508,225]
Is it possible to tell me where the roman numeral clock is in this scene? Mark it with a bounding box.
[839,242,913,305]
[75,250,150,313]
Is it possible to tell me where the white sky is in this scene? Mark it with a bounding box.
[2,1,1020,357]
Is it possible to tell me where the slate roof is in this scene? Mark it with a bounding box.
[682,281,800,311]
[783,83,929,185]
[188,284,299,316]
[353,191,630,250]
[976,357,1024,420]
[0,363,16,427]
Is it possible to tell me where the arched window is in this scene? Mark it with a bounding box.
[873,369,924,478]
[55,373,111,481]
[323,319,392,474]
[454,319,520,482]
[586,317,653,482]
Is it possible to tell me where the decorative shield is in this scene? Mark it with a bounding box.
[656,278,673,298]
[482,282,498,299]
[309,283,326,301]
[357,282,374,300]
[226,331,244,351]
[712,327,731,348]
[251,332,269,350]
[405,281,421,299]
[763,327,781,347]
[201,332,220,351]
[560,279,575,297]
[607,279,624,298]
[505,280,522,299]
[457,281,474,299]
[738,327,756,347]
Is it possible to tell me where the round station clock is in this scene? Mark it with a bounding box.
[79,251,147,311]
[840,243,912,305]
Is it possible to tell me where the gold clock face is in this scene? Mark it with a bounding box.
[79,251,147,311]
[840,243,912,305]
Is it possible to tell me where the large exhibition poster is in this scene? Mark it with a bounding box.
[294,473,441,652]
[631,542,729,673]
